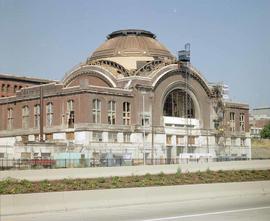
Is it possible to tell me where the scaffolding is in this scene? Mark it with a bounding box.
[178,43,192,154]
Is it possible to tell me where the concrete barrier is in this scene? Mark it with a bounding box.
[1,181,270,217]
[0,160,270,181]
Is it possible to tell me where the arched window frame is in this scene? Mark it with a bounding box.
[163,89,195,118]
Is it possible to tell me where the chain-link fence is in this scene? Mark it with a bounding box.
[1,157,267,170]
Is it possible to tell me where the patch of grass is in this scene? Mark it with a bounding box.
[252,139,270,148]
[97,177,106,184]
[1,170,270,195]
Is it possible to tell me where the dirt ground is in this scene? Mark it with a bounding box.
[252,139,270,159]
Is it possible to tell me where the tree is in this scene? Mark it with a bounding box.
[260,124,270,139]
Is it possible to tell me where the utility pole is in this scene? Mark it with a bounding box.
[151,92,154,165]
[142,90,146,165]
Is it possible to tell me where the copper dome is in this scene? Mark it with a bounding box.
[89,29,174,61]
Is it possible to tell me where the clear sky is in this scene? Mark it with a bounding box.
[0,0,269,108]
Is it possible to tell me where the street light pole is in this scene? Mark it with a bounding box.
[39,86,44,142]
[142,92,146,165]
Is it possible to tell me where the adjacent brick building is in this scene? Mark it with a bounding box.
[250,107,270,138]
[0,73,53,98]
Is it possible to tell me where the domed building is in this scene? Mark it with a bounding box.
[0,29,250,164]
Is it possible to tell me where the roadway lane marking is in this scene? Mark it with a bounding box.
[140,206,270,221]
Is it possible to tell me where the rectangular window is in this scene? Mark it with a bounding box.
[166,135,172,145]
[34,134,39,141]
[21,135,28,144]
[46,103,53,127]
[22,106,29,129]
[123,102,131,125]
[0,153,4,158]
[123,133,131,142]
[92,131,102,142]
[67,100,74,127]
[240,113,245,132]
[141,116,150,126]
[66,132,74,140]
[93,99,101,124]
[240,138,245,146]
[7,108,13,130]
[108,132,117,142]
[188,146,196,153]
[229,112,235,132]
[188,136,196,145]
[176,135,184,145]
[108,101,116,125]
[34,104,40,128]
[231,138,236,146]
[176,147,184,156]
[45,133,53,141]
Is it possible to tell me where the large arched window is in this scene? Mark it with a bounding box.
[108,100,116,125]
[22,105,29,129]
[163,89,195,118]
[93,99,101,123]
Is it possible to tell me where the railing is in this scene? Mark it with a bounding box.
[1,157,269,170]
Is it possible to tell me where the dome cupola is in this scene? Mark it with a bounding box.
[88,29,174,70]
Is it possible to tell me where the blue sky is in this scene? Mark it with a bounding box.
[0,0,269,108]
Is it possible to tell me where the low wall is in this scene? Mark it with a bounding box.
[1,181,270,217]
[1,160,270,181]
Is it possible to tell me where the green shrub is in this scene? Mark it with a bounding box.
[260,124,270,139]
[176,167,182,175]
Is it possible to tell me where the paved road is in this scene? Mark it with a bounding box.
[3,192,270,221]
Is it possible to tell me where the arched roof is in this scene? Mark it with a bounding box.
[62,65,117,88]
[151,64,213,97]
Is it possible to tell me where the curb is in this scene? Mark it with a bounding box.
[1,181,270,217]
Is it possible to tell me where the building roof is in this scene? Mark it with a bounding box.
[89,29,174,62]
[0,73,55,84]
[107,29,156,39]
[253,107,270,110]
[224,100,249,109]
